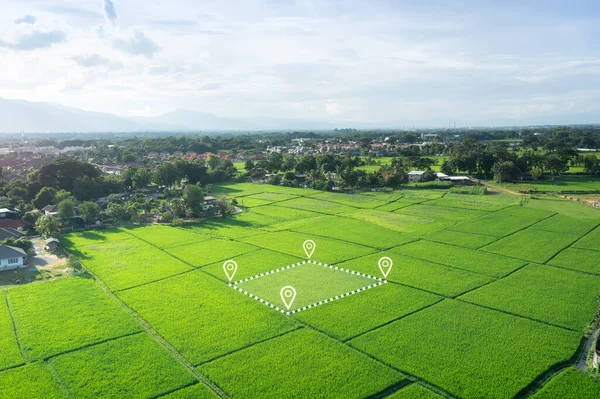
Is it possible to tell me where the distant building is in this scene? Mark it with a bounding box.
[0,208,18,220]
[0,245,27,272]
[202,196,217,211]
[45,237,60,252]
[408,171,425,182]
[41,204,59,216]
[0,227,23,241]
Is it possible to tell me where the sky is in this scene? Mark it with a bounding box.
[1,0,599,126]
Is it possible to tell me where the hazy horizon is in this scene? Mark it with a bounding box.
[1,0,600,127]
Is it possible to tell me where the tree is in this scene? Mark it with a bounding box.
[29,158,100,191]
[153,162,181,188]
[33,187,56,209]
[53,189,75,204]
[244,160,255,172]
[215,195,231,216]
[183,183,204,217]
[422,169,436,182]
[492,161,521,182]
[207,155,220,171]
[78,201,100,224]
[58,199,76,221]
[106,203,129,223]
[3,236,33,254]
[544,154,569,180]
[35,215,60,238]
[132,168,151,189]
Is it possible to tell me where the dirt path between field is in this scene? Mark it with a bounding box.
[577,326,600,371]
[481,182,528,196]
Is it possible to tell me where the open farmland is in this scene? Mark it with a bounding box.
[2,183,600,398]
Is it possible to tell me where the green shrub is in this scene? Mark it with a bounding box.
[449,185,486,195]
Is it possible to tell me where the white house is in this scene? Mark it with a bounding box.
[0,245,27,272]
[202,196,217,211]
[408,171,425,182]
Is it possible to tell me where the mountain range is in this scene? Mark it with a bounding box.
[0,98,598,133]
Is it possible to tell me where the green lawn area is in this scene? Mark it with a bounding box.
[7,277,140,360]
[0,291,22,370]
[349,300,581,399]
[532,367,600,399]
[49,333,196,399]
[62,228,134,250]
[234,261,382,312]
[199,328,405,399]
[117,271,299,365]
[459,264,600,331]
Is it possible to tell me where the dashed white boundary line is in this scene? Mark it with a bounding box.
[227,260,387,316]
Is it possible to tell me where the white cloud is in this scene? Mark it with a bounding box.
[103,0,117,25]
[113,30,161,58]
[0,30,67,51]
[14,15,36,25]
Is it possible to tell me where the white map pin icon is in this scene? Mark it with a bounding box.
[223,260,238,281]
[303,240,316,259]
[280,286,297,310]
[378,257,393,278]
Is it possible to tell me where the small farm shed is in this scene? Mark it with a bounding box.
[45,238,60,252]
[203,196,217,211]
[0,245,27,272]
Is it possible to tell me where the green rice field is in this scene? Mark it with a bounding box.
[2,182,600,398]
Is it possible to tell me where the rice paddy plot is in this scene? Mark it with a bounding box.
[236,196,272,208]
[0,292,23,370]
[481,228,579,263]
[392,240,526,278]
[73,239,192,291]
[348,300,581,399]
[0,362,64,399]
[117,271,299,365]
[307,192,388,209]
[421,229,498,249]
[235,262,382,312]
[123,225,210,249]
[199,328,405,399]
[343,209,454,236]
[531,367,600,399]
[338,251,495,297]
[573,226,600,252]
[202,249,303,282]
[375,198,423,212]
[243,192,299,202]
[63,228,134,250]
[388,384,443,398]
[459,263,600,331]
[49,333,196,399]
[212,182,321,198]
[495,205,556,219]
[425,193,519,211]
[248,204,322,221]
[7,277,140,360]
[548,248,600,274]
[276,197,357,215]
[165,239,257,268]
[239,231,377,264]
[294,282,441,340]
[448,212,540,237]
[530,214,599,236]
[291,216,417,249]
[159,383,217,399]
[394,204,488,222]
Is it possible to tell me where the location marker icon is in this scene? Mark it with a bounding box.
[223,260,238,282]
[378,257,393,278]
[280,286,297,310]
[303,240,316,259]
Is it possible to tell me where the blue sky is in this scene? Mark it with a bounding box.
[1,0,599,126]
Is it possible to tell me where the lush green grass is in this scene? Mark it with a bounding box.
[530,214,599,236]
[548,248,600,274]
[118,271,299,365]
[425,193,519,211]
[338,251,495,297]
[459,264,600,331]
[160,383,216,399]
[394,204,488,222]
[165,239,257,268]
[491,176,600,193]
[374,198,423,212]
[496,205,556,219]
[239,231,377,264]
[202,249,302,282]
[291,216,417,249]
[349,300,581,399]
[532,367,600,399]
[199,328,405,399]
[180,212,281,239]
[343,209,454,236]
[481,228,579,263]
[50,333,196,399]
[573,226,600,252]
[308,192,388,209]
[449,212,540,237]
[248,204,322,221]
[422,229,498,249]
[62,228,134,250]
[392,240,526,278]
[295,283,441,340]
[73,239,192,291]
[0,362,64,399]
[244,192,299,202]
[236,196,273,207]
[124,225,210,249]
[389,384,443,398]
[236,262,381,311]
[7,277,140,360]
[212,182,321,197]
[0,291,22,370]
[277,197,358,215]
